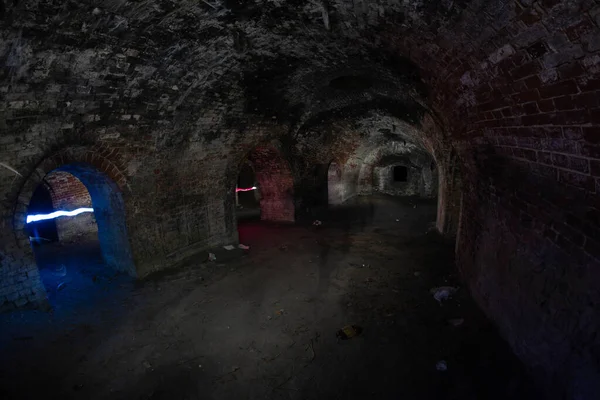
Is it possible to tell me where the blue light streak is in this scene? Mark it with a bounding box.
[26,208,94,223]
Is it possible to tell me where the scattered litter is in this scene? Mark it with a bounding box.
[279,245,288,251]
[142,360,152,369]
[436,360,448,371]
[276,309,285,316]
[238,244,250,250]
[312,220,322,226]
[57,282,66,291]
[223,245,235,250]
[448,318,464,327]
[208,253,217,262]
[430,286,458,304]
[336,325,363,340]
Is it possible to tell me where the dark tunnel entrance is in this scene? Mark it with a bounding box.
[27,163,135,309]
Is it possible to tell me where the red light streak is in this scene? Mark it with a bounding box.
[236,186,257,192]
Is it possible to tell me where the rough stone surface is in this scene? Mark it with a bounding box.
[44,171,98,242]
[1,0,600,397]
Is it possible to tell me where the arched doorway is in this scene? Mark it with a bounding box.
[24,162,135,308]
[238,145,295,223]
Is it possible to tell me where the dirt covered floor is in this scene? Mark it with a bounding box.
[0,195,540,399]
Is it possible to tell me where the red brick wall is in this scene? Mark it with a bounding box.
[45,171,98,243]
[248,145,295,222]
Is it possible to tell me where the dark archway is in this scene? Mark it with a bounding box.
[25,163,135,306]
[245,145,295,223]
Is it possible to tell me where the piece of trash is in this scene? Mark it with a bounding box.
[223,245,235,250]
[208,253,217,262]
[436,360,447,371]
[279,245,288,251]
[313,220,322,226]
[142,360,152,369]
[448,318,464,327]
[57,282,66,291]
[336,325,363,340]
[396,219,399,222]
[430,286,458,303]
[276,309,285,316]
[238,244,250,250]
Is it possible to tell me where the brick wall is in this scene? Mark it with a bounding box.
[374,164,422,197]
[1,1,600,396]
[44,171,98,243]
[248,145,295,222]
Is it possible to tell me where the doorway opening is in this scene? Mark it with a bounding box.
[26,163,135,309]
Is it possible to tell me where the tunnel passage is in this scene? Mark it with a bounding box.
[355,141,438,200]
[371,155,438,198]
[25,163,135,306]
[243,145,295,223]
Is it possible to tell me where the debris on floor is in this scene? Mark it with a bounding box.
[57,282,66,291]
[276,309,285,316]
[312,220,322,226]
[223,245,235,250]
[238,244,250,250]
[436,360,448,371]
[448,318,464,327]
[279,244,288,251]
[336,325,363,340]
[430,286,458,304]
[208,253,217,262]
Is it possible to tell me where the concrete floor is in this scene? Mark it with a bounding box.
[0,195,540,399]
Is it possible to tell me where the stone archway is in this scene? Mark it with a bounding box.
[245,145,295,223]
[1,146,135,311]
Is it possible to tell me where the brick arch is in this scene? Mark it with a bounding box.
[11,145,129,237]
[0,145,135,312]
[230,141,295,223]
